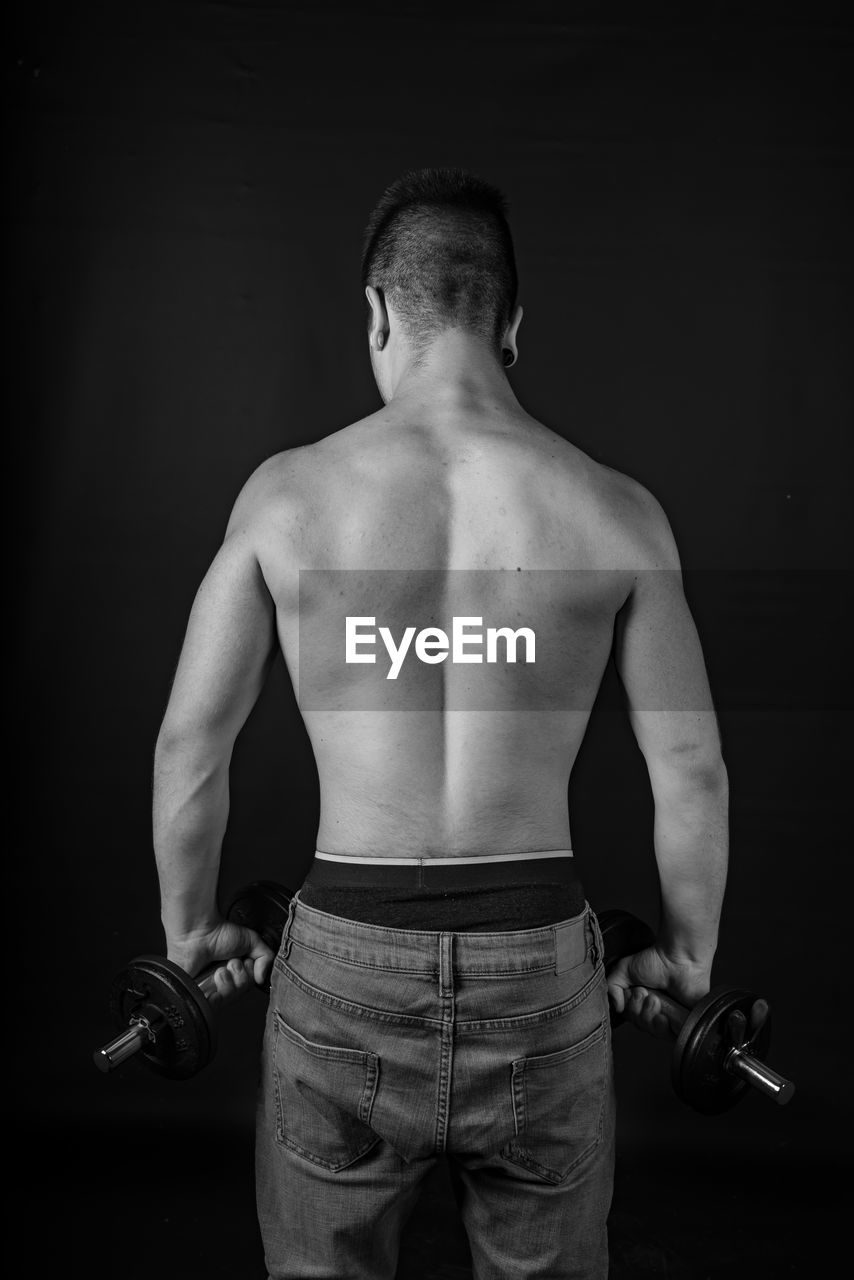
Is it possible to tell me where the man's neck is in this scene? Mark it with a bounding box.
[387,331,522,419]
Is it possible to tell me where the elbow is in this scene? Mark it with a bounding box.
[649,752,729,798]
[154,718,233,772]
[694,757,729,795]
[154,721,189,761]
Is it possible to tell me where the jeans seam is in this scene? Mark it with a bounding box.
[275,943,435,977]
[276,936,559,978]
[272,1016,285,1145]
[275,960,444,1030]
[277,952,604,1029]
[275,954,605,1034]
[458,965,606,1034]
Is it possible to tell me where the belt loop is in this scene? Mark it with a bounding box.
[438,932,454,999]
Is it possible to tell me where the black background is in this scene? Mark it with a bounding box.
[8,3,852,1276]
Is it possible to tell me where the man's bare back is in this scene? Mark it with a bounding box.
[221,400,708,861]
[147,174,730,1280]
[153,168,726,1053]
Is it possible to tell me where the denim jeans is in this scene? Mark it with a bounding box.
[255,891,616,1279]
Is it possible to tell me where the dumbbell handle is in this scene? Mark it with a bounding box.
[649,990,794,1106]
[93,968,226,1073]
[95,1022,154,1071]
[724,1046,795,1104]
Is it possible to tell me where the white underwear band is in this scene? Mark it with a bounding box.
[314,849,573,867]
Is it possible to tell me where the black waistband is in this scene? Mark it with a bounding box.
[302,853,580,892]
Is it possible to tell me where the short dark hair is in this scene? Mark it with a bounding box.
[361,167,518,358]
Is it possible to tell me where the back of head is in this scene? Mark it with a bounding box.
[361,167,518,360]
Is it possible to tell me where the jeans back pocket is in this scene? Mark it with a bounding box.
[502,1017,608,1184]
[272,1009,381,1171]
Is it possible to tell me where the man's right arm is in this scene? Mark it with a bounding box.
[613,485,729,990]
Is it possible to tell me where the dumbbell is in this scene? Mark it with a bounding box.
[93,881,293,1080]
[598,909,795,1115]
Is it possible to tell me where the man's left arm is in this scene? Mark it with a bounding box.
[153,482,278,991]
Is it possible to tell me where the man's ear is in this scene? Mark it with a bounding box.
[502,304,523,366]
[365,285,389,351]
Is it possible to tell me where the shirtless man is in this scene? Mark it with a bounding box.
[153,168,728,1279]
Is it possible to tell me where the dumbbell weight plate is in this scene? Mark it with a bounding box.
[108,955,217,1080]
[596,909,657,1026]
[226,880,293,955]
[672,985,772,1115]
[597,909,657,969]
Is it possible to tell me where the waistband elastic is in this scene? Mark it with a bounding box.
[315,848,573,867]
[306,848,575,891]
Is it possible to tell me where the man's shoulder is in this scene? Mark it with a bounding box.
[253,414,384,479]
[545,441,678,570]
[224,447,315,539]
[225,432,368,545]
[592,461,680,568]
[595,458,661,517]
[535,432,662,519]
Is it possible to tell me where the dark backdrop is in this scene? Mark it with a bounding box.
[8,4,852,1277]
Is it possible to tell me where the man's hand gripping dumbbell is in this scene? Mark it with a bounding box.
[94,882,292,1079]
[599,908,795,1114]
